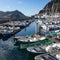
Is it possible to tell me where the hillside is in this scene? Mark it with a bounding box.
[0,10,27,19]
[39,0,60,14]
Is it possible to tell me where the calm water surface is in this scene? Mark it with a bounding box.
[16,22,36,36]
[0,21,36,60]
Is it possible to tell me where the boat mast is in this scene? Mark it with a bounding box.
[51,0,54,21]
[35,19,41,35]
[35,20,39,34]
[55,1,58,20]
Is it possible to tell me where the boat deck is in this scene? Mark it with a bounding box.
[27,46,46,54]
[14,36,46,42]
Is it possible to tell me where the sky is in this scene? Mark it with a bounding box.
[0,0,51,16]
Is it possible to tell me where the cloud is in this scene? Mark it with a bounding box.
[15,0,23,4]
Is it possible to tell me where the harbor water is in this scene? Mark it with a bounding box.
[16,22,36,36]
[0,21,37,60]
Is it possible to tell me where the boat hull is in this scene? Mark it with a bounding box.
[14,39,53,49]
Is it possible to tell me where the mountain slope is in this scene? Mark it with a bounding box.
[0,10,27,19]
[39,0,60,14]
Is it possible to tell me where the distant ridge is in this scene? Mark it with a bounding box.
[0,10,27,19]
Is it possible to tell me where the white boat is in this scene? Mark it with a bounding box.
[56,54,60,60]
[35,54,58,60]
[14,35,46,42]
[45,43,60,53]
[27,46,46,54]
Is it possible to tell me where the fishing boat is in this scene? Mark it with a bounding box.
[14,35,47,49]
[45,43,60,53]
[39,19,60,38]
[0,26,13,40]
[27,46,46,54]
[56,54,60,60]
[1,29,13,40]
[14,19,54,49]
[26,38,53,54]
[35,54,58,60]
